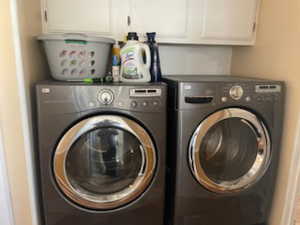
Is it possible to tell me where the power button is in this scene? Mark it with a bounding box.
[131,101,138,108]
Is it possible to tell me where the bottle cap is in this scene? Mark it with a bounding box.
[146,32,157,42]
[127,32,139,41]
[113,40,120,48]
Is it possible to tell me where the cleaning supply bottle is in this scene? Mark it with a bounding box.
[146,32,162,82]
[112,41,121,82]
[120,32,151,83]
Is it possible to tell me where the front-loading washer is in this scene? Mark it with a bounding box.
[163,75,285,225]
[35,81,166,225]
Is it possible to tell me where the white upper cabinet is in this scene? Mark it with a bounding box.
[41,0,261,45]
[43,0,113,35]
[130,0,188,39]
[201,0,259,43]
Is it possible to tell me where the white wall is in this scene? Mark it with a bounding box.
[160,45,232,75]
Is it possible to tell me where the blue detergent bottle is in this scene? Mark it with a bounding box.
[146,32,162,82]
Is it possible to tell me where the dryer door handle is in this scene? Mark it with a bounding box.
[185,96,213,104]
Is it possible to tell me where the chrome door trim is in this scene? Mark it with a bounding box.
[53,115,156,210]
[189,108,271,193]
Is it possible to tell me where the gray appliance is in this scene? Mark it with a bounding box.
[36,82,166,225]
[163,75,284,225]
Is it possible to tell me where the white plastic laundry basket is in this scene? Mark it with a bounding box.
[38,33,114,81]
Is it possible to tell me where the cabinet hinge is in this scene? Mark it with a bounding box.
[44,10,48,23]
[252,22,257,32]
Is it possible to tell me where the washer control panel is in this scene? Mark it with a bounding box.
[229,85,244,100]
[37,84,166,113]
[129,88,162,97]
[98,89,114,105]
[93,86,165,112]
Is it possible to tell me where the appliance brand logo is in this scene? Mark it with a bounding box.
[41,88,50,94]
[184,85,192,90]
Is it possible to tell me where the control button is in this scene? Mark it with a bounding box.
[142,101,148,107]
[245,96,251,102]
[153,101,159,106]
[118,102,124,107]
[88,102,95,107]
[229,85,244,100]
[265,96,272,101]
[221,97,228,102]
[131,101,138,108]
[98,89,114,105]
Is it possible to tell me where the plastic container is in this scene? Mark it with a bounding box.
[112,41,121,82]
[120,32,151,83]
[146,32,162,82]
[38,33,114,81]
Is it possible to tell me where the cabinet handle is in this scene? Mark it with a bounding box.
[44,10,48,23]
[252,22,257,32]
[127,16,131,26]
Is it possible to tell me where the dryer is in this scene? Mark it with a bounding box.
[35,82,166,225]
[163,75,284,225]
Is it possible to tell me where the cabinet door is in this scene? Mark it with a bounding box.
[43,0,112,35]
[202,0,258,41]
[130,0,188,39]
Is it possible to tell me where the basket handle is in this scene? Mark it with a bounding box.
[62,33,88,42]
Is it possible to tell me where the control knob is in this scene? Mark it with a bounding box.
[98,89,114,105]
[229,85,244,100]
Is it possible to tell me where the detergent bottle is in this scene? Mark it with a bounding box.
[120,32,151,82]
[146,32,162,82]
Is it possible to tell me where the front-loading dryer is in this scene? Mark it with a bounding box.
[35,82,166,225]
[163,75,285,225]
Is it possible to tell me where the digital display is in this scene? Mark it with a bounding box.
[255,84,281,93]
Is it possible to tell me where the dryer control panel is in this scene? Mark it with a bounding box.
[255,84,282,93]
[176,81,283,110]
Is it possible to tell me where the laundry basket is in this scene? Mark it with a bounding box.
[38,34,114,81]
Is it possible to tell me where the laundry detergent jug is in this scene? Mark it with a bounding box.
[120,32,151,82]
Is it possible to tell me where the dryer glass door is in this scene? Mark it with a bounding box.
[53,115,156,210]
[189,108,271,193]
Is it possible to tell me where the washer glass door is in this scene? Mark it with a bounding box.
[189,108,271,193]
[53,115,156,210]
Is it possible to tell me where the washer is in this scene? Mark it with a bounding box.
[35,82,166,225]
[163,75,284,225]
